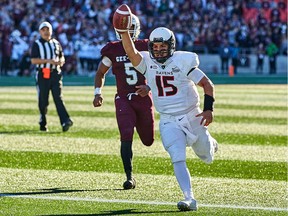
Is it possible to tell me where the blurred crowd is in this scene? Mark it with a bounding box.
[0,0,287,76]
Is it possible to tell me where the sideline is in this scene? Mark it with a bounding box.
[4,194,287,212]
[0,75,287,86]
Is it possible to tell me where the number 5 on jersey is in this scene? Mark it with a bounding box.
[124,62,138,85]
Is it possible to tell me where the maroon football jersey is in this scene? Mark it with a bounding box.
[101,39,148,97]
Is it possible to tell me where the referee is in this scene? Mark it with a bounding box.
[31,21,73,132]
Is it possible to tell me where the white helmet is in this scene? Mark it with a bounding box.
[115,14,141,40]
[148,27,176,63]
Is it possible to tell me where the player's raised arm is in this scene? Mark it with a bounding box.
[113,4,142,67]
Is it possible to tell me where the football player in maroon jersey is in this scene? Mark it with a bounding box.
[93,14,154,190]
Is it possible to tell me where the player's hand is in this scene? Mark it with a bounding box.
[135,85,150,97]
[195,110,214,126]
[93,94,103,107]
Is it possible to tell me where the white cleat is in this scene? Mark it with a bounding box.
[177,199,198,211]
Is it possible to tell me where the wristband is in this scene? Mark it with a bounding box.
[203,94,215,111]
[94,87,102,96]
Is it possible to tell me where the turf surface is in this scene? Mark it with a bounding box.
[0,85,287,215]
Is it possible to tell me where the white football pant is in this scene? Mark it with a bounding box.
[159,107,217,164]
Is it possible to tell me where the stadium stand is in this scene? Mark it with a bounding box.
[0,0,287,76]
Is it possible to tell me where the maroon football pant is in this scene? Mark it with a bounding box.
[115,94,154,146]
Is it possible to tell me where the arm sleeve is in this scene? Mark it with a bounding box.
[30,42,40,58]
[134,52,147,75]
[59,43,65,62]
[187,68,206,84]
[102,56,112,67]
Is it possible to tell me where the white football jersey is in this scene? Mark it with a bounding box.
[135,51,206,115]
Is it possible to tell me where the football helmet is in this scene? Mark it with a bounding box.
[148,27,176,63]
[115,14,141,40]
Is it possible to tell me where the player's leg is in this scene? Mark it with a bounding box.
[134,96,154,146]
[51,73,71,126]
[115,96,137,189]
[187,108,218,164]
[160,118,197,211]
[36,72,50,131]
[120,140,136,189]
[192,130,217,164]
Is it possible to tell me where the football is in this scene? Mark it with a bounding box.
[113,4,132,32]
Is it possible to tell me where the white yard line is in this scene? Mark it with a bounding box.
[3,194,287,212]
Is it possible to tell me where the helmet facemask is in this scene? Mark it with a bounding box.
[148,27,176,64]
[115,14,141,41]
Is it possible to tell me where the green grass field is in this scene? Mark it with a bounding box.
[0,84,287,216]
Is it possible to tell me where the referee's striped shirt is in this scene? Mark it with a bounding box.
[31,37,65,72]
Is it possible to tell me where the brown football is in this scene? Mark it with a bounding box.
[113,4,132,32]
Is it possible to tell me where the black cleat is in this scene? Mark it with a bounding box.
[40,125,48,132]
[123,178,136,190]
[62,119,73,132]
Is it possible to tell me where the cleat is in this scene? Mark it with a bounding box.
[123,178,136,190]
[177,199,198,211]
[62,119,73,132]
[40,125,48,132]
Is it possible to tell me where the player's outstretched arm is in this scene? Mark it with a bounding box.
[121,32,142,67]
[113,4,142,67]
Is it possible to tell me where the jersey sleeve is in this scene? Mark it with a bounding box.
[186,52,199,69]
[30,42,40,58]
[184,52,205,84]
[56,40,65,62]
[100,42,117,68]
[100,42,115,61]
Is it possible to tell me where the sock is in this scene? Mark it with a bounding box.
[173,161,194,200]
[120,141,133,180]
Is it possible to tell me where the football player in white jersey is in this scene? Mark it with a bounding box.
[114,7,218,212]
